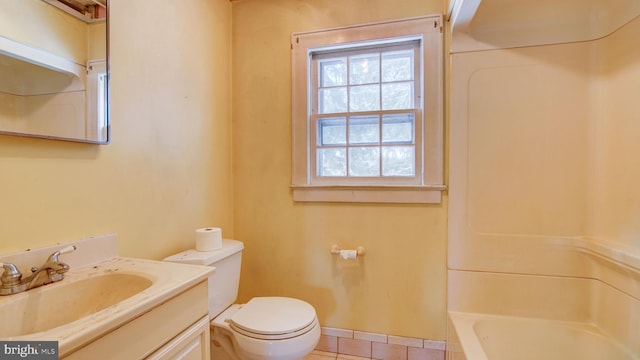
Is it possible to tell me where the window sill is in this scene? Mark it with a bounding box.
[290,185,446,204]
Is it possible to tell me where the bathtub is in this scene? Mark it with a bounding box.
[447,311,639,360]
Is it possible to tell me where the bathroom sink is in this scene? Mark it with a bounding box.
[0,272,152,337]
[0,243,213,358]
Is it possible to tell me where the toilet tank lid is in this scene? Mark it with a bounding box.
[163,239,244,265]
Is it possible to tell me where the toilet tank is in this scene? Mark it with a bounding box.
[163,239,244,318]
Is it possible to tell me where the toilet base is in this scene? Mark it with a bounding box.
[209,305,320,360]
[211,335,236,360]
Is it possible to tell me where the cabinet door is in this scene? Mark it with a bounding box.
[147,316,211,360]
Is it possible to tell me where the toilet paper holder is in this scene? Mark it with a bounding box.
[330,244,366,256]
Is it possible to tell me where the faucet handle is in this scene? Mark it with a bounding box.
[48,245,77,263]
[59,245,77,255]
[46,245,76,276]
[1,263,23,286]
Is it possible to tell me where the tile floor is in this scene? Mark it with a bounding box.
[305,350,370,360]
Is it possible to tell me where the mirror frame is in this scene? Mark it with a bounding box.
[0,0,110,145]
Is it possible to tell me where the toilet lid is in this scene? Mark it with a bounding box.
[229,297,317,339]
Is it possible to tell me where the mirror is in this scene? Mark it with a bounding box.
[0,0,109,144]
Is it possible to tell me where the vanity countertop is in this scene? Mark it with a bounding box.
[0,256,213,356]
[0,234,214,356]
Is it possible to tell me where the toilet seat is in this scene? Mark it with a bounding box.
[228,297,318,340]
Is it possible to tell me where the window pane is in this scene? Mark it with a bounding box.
[381,50,413,82]
[349,147,380,176]
[381,82,413,110]
[382,146,415,176]
[349,54,379,85]
[320,58,347,87]
[318,148,347,176]
[382,113,414,143]
[318,117,346,145]
[319,87,347,113]
[349,115,379,144]
[349,84,380,112]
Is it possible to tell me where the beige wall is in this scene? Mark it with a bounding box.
[0,0,448,341]
[231,0,448,340]
[0,0,233,259]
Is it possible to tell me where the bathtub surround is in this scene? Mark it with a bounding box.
[448,0,640,284]
[448,0,640,358]
[447,245,640,359]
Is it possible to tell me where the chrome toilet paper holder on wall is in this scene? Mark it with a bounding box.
[330,244,366,256]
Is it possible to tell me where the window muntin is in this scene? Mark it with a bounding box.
[315,43,418,115]
[314,112,417,178]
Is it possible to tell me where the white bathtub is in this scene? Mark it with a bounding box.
[447,312,639,360]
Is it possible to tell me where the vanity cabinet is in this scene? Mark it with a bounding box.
[64,281,210,360]
[148,316,210,360]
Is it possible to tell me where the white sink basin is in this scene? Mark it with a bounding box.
[0,256,213,357]
[0,272,152,337]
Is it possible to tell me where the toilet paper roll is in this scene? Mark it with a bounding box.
[339,249,358,260]
[195,227,222,251]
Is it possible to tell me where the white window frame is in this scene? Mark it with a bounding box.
[291,15,445,204]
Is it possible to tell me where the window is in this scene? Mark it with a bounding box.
[291,16,444,203]
[86,59,109,142]
[312,43,420,183]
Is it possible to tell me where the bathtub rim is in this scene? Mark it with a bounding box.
[447,311,639,360]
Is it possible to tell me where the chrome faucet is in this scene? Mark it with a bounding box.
[0,245,77,296]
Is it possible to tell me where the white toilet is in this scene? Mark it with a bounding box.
[164,239,320,360]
